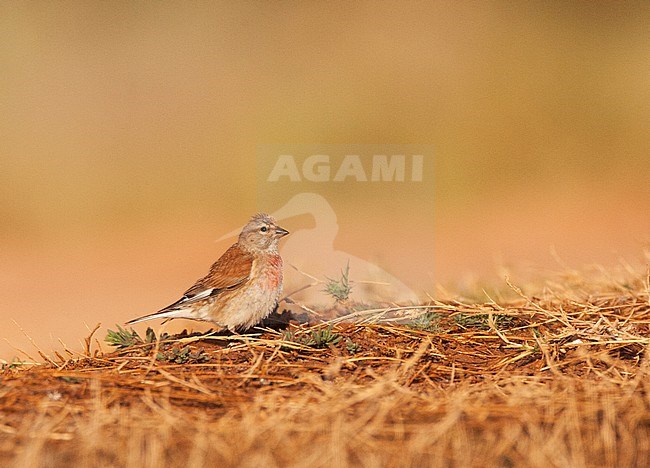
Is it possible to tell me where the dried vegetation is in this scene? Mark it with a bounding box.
[1,266,650,467]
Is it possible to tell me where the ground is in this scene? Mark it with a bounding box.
[1,270,649,467]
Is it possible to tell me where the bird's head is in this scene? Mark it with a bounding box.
[238,213,289,253]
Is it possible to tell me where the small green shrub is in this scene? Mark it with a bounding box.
[324,262,353,302]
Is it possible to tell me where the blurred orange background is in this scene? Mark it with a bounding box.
[2,2,649,359]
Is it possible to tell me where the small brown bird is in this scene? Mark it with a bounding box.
[127,213,289,331]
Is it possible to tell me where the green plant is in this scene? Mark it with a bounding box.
[144,327,170,344]
[324,261,353,302]
[345,338,360,354]
[105,325,142,349]
[409,311,443,332]
[105,326,170,349]
[0,358,30,370]
[282,325,343,349]
[309,326,343,348]
[156,345,210,364]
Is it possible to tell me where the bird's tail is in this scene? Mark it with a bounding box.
[125,307,190,325]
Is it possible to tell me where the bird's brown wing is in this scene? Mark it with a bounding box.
[127,243,255,323]
[180,243,254,302]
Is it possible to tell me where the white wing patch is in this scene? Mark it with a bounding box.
[181,288,214,304]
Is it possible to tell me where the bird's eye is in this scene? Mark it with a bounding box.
[260,226,268,232]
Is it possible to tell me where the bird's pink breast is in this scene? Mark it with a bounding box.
[262,254,283,289]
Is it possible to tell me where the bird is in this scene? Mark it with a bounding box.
[126,213,289,332]
[218,193,419,304]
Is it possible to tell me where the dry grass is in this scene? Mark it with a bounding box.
[1,266,650,467]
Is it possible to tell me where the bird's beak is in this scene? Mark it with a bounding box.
[275,226,289,237]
